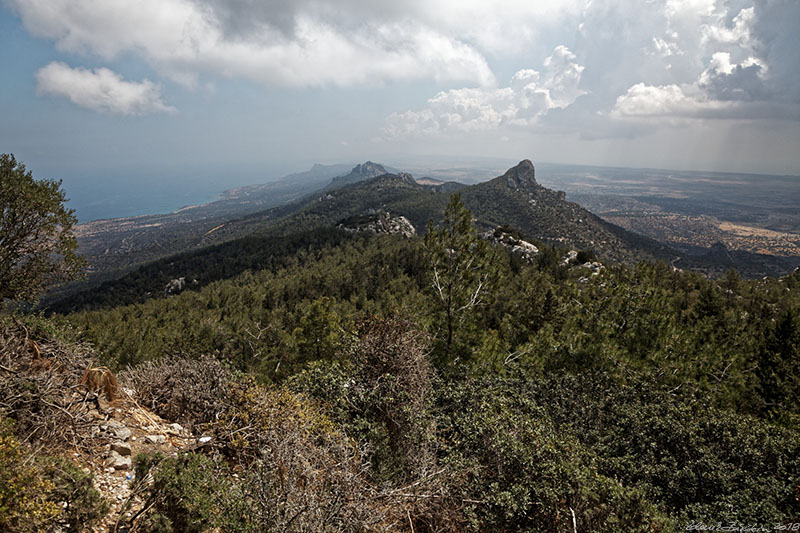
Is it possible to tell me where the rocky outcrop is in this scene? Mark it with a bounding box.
[328,161,388,189]
[502,159,538,190]
[338,211,416,238]
[164,277,186,296]
[395,172,417,186]
[484,227,539,261]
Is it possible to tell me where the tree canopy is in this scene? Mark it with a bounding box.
[0,154,84,302]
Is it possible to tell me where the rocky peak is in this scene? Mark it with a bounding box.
[395,172,416,185]
[328,161,389,189]
[502,159,537,190]
[351,161,387,178]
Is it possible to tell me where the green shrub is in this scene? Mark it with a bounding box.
[531,372,800,524]
[131,452,249,533]
[40,456,108,531]
[0,430,59,532]
[434,378,672,532]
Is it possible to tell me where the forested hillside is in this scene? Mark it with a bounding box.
[30,195,797,531]
[5,171,799,531]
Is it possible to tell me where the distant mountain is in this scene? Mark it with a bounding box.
[326,161,388,190]
[73,163,355,272]
[50,159,797,313]
[221,163,354,202]
[459,160,675,265]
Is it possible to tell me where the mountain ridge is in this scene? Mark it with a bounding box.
[48,159,798,313]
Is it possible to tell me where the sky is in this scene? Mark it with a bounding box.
[1,0,799,218]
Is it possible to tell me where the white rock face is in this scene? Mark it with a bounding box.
[145,434,166,445]
[102,420,132,441]
[338,212,416,238]
[111,441,132,456]
[483,228,539,262]
[561,250,579,265]
[164,277,186,296]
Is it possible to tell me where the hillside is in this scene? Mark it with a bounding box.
[459,160,671,265]
[30,218,800,530]
[51,159,794,314]
[73,163,354,273]
[8,191,800,531]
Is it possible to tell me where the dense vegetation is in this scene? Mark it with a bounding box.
[2,182,797,531]
[35,194,796,531]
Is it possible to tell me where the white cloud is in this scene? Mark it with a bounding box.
[650,35,684,57]
[541,45,586,107]
[384,46,586,138]
[612,1,799,122]
[698,52,767,101]
[6,0,496,88]
[8,0,800,136]
[701,6,756,47]
[35,62,175,115]
[611,83,704,117]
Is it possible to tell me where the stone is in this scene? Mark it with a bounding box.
[164,277,186,296]
[105,420,132,441]
[483,227,539,262]
[337,211,416,238]
[145,434,166,445]
[167,423,183,435]
[111,442,132,456]
[561,250,579,266]
[108,450,131,471]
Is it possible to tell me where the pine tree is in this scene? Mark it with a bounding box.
[423,194,497,361]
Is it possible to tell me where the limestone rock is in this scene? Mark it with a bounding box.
[111,441,131,456]
[502,160,537,190]
[338,211,416,238]
[108,450,131,471]
[166,423,184,436]
[145,434,166,445]
[164,277,186,297]
[102,420,131,441]
[484,227,539,262]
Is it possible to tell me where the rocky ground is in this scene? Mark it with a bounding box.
[0,319,211,532]
[79,392,202,532]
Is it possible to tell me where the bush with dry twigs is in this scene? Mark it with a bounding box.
[351,317,437,478]
[290,317,463,532]
[210,379,411,532]
[121,354,233,429]
[0,317,102,453]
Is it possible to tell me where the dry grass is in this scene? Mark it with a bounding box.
[80,366,119,401]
